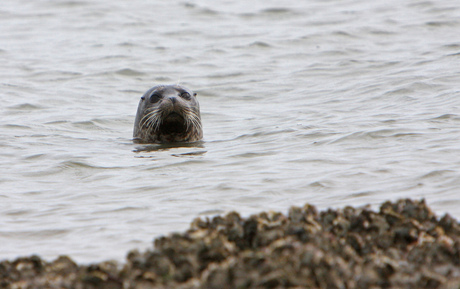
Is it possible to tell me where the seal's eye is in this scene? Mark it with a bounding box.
[149,93,161,103]
[180,92,191,100]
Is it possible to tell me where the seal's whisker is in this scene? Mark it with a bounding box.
[153,115,163,132]
[140,111,156,130]
[182,107,202,132]
[147,113,162,133]
[140,108,157,123]
[140,108,161,128]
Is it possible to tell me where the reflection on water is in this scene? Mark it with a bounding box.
[133,142,206,153]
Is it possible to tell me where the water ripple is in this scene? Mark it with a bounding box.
[1,0,460,263]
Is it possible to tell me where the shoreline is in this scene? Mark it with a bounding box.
[1,198,459,289]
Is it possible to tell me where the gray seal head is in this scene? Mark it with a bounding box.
[133,84,203,143]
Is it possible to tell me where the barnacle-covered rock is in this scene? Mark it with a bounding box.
[1,199,459,289]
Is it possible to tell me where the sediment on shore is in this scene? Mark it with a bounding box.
[1,199,459,289]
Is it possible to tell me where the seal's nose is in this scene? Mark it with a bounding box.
[169,96,177,104]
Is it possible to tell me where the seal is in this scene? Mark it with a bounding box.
[133,84,203,143]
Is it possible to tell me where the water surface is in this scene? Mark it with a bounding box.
[1,0,460,262]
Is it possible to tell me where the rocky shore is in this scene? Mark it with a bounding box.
[1,199,459,289]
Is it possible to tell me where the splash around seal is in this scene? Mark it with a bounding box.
[133,85,203,143]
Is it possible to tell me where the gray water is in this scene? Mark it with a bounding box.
[1,0,460,263]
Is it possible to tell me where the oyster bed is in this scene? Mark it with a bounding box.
[1,199,459,289]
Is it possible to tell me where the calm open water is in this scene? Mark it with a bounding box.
[1,0,460,263]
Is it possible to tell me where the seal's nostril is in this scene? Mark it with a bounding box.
[170,97,177,104]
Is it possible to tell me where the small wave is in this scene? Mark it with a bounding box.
[233,128,296,141]
[419,170,456,179]
[22,153,47,160]
[308,181,330,189]
[3,229,69,238]
[329,129,423,144]
[2,124,31,130]
[198,209,226,216]
[261,8,293,14]
[7,103,43,111]
[430,113,460,122]
[58,160,101,170]
[71,120,114,132]
[171,150,207,157]
[230,151,276,158]
[100,206,149,213]
[426,21,458,27]
[249,41,271,48]
[115,68,145,76]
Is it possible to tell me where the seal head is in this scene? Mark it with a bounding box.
[133,85,203,143]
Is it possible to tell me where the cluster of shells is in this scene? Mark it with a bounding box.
[1,199,459,289]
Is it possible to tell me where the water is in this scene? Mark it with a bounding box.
[1,0,460,263]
